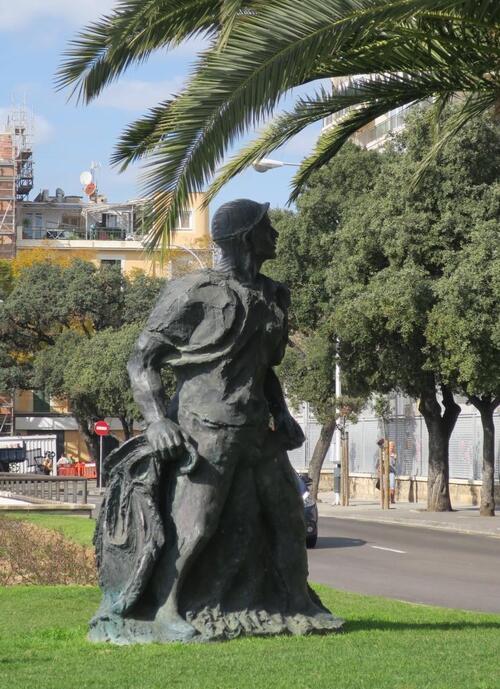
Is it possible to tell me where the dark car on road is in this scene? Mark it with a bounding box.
[295,472,318,548]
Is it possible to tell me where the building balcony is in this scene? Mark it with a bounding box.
[354,109,408,148]
[21,226,144,242]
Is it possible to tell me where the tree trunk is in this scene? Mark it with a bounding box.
[418,382,460,512]
[470,396,499,517]
[119,415,132,440]
[309,418,336,500]
[76,416,99,463]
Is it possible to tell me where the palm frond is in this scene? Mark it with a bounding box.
[217,0,250,48]
[56,0,221,102]
[431,92,454,137]
[411,91,497,188]
[288,75,453,201]
[137,0,483,241]
[204,70,459,203]
[58,0,500,252]
[111,99,177,170]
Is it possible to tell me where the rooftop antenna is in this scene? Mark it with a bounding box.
[80,162,101,201]
[90,161,101,186]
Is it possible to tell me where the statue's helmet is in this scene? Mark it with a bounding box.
[211,199,270,243]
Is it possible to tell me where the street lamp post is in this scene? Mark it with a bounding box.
[252,158,299,173]
[335,344,342,467]
[253,157,344,488]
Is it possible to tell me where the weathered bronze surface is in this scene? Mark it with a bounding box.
[89,200,343,644]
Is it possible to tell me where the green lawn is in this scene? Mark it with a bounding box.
[0,585,499,689]
[2,512,95,546]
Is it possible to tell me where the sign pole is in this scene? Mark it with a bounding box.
[93,420,110,492]
[379,445,384,508]
[384,440,391,509]
[99,435,103,491]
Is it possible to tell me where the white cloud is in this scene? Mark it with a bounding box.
[0,0,116,31]
[0,107,54,146]
[33,114,54,145]
[94,78,185,112]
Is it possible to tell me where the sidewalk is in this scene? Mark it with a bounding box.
[0,495,31,507]
[317,491,500,539]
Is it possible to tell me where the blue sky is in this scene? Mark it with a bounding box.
[0,1,325,215]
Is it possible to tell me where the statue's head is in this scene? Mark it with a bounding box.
[211,199,278,262]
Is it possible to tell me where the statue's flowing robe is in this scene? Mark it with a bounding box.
[90,271,342,643]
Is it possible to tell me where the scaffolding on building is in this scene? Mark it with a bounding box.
[0,133,16,259]
[7,105,34,201]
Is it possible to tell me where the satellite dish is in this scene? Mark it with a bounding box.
[84,182,97,196]
[80,171,92,185]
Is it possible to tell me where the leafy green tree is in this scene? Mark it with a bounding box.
[266,144,376,496]
[63,324,176,441]
[123,270,165,324]
[0,260,13,300]
[279,329,365,498]
[32,324,176,462]
[58,0,498,246]
[426,223,500,515]
[0,260,123,354]
[31,331,101,458]
[0,260,166,460]
[329,107,499,511]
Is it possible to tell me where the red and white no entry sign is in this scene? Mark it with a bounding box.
[94,420,110,436]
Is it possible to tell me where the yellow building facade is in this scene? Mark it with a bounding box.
[10,190,212,461]
[16,191,211,275]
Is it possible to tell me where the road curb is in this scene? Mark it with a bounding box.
[317,510,500,540]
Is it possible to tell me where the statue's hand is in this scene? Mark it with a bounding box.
[146,418,189,460]
[274,411,305,451]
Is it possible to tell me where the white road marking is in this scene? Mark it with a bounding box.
[370,545,407,554]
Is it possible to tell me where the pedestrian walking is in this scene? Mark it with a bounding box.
[389,441,397,504]
[332,463,341,505]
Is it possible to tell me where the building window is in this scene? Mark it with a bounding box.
[102,213,117,228]
[61,213,83,230]
[100,259,122,271]
[176,210,192,230]
[22,215,33,239]
[33,390,51,413]
[22,213,43,239]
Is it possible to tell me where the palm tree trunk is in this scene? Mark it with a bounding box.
[309,418,336,500]
[418,382,460,512]
[470,395,499,517]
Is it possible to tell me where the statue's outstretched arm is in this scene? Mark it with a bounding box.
[128,330,170,426]
[128,330,190,460]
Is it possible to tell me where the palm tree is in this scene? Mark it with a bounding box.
[57,0,499,250]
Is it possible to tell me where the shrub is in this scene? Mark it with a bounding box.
[0,517,96,586]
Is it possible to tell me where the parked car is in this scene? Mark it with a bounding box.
[295,472,318,549]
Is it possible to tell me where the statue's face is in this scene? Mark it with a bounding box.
[250,214,278,260]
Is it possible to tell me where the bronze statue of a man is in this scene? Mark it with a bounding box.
[89,199,343,644]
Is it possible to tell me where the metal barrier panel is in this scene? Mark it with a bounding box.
[292,398,500,481]
[7,435,58,474]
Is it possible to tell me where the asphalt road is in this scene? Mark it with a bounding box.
[308,517,500,614]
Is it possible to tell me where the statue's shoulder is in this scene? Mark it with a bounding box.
[161,269,236,294]
[259,274,291,308]
[152,270,233,306]
[147,270,241,337]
